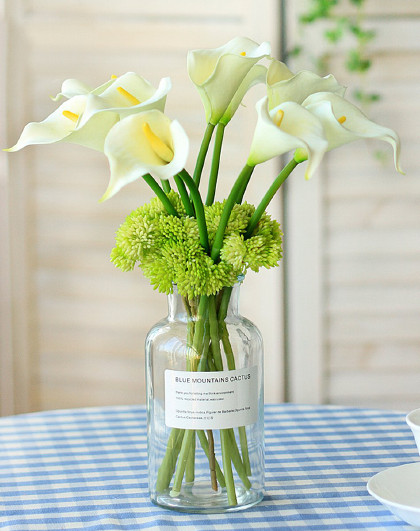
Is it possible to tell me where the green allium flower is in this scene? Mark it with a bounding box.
[111,191,282,298]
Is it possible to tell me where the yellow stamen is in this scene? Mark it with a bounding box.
[274,109,284,127]
[338,115,347,124]
[62,110,79,123]
[142,122,174,163]
[240,51,246,56]
[111,75,118,79]
[117,86,140,105]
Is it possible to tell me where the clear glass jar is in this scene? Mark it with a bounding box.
[145,281,264,513]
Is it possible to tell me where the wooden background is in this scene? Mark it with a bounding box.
[1,0,419,415]
[286,0,420,410]
[0,0,282,414]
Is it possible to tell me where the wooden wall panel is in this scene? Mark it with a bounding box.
[287,0,420,410]
[2,0,283,413]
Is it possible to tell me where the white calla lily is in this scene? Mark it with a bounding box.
[220,64,267,125]
[6,74,171,152]
[87,73,171,117]
[5,95,119,152]
[267,59,346,110]
[188,37,271,125]
[303,91,404,173]
[101,110,189,201]
[247,97,328,179]
[51,77,115,101]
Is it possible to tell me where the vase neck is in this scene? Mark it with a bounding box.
[167,283,242,321]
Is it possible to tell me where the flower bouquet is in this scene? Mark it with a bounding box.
[6,37,402,513]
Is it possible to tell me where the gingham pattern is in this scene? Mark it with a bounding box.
[0,404,417,530]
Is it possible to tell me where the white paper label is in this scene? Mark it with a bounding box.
[164,366,258,430]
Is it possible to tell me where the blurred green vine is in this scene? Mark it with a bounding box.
[289,0,380,108]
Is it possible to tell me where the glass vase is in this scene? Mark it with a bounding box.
[145,281,264,513]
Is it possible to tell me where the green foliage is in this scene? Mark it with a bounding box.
[111,191,283,298]
[294,0,380,107]
[346,49,371,72]
[299,0,339,24]
[353,88,380,104]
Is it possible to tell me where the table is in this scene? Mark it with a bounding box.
[0,404,417,530]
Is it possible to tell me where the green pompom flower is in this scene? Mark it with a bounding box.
[111,191,282,298]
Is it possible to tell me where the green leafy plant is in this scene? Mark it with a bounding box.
[291,0,380,107]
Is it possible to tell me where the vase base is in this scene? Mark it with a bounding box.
[151,482,264,513]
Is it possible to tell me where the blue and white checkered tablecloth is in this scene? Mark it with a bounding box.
[0,404,417,530]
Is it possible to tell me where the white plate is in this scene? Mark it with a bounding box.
[367,462,420,528]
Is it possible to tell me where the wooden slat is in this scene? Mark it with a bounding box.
[328,257,420,286]
[37,383,144,410]
[328,286,420,314]
[25,0,245,18]
[3,0,283,413]
[25,20,246,53]
[329,343,420,370]
[327,198,420,230]
[329,370,420,399]
[328,314,420,343]
[327,229,420,257]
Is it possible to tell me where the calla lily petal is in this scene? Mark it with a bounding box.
[188,37,271,125]
[247,97,328,179]
[101,110,189,201]
[95,73,171,116]
[64,111,121,151]
[267,59,346,110]
[220,64,267,126]
[77,75,171,131]
[303,91,404,173]
[7,74,171,153]
[5,95,120,152]
[5,96,106,151]
[52,77,115,101]
[266,58,294,83]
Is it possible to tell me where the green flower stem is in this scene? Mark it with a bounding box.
[177,169,210,255]
[236,177,250,205]
[193,123,216,187]
[217,288,251,477]
[228,429,252,489]
[219,320,251,475]
[207,355,217,372]
[161,179,171,194]
[238,428,251,477]
[209,296,224,371]
[196,328,210,372]
[170,429,195,496]
[191,294,237,502]
[220,429,237,505]
[159,290,252,502]
[143,174,178,217]
[205,123,226,206]
[170,295,211,496]
[196,430,226,488]
[156,428,185,492]
[193,296,218,491]
[194,295,210,371]
[211,164,255,262]
[219,321,235,371]
[185,431,196,483]
[245,158,299,239]
[207,429,218,490]
[174,174,194,217]
[218,287,233,322]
